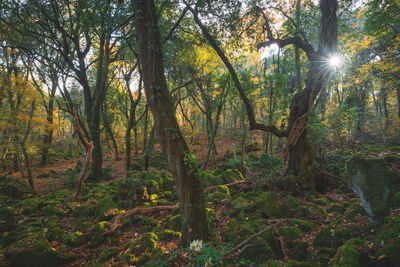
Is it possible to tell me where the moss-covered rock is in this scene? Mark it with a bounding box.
[40,205,64,217]
[142,232,158,251]
[282,197,300,217]
[73,204,96,217]
[64,231,85,247]
[347,155,400,221]
[6,237,63,267]
[0,177,28,198]
[290,219,316,232]
[137,252,151,266]
[0,206,18,232]
[278,226,303,242]
[328,238,367,267]
[99,246,119,262]
[257,192,282,218]
[344,200,366,219]
[373,216,400,265]
[312,198,329,206]
[242,236,274,263]
[158,229,181,241]
[94,196,117,219]
[121,249,139,265]
[165,214,181,231]
[91,221,110,244]
[327,203,346,214]
[45,221,64,242]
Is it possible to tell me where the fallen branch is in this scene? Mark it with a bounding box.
[223,221,285,256]
[319,169,348,185]
[106,204,179,234]
[204,180,251,194]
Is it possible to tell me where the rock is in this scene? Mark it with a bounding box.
[64,231,85,247]
[121,249,139,265]
[328,238,368,267]
[158,229,181,241]
[373,216,400,265]
[6,237,63,267]
[0,206,18,232]
[347,155,400,221]
[142,232,159,251]
[257,192,282,218]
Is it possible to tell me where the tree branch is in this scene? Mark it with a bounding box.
[186,5,287,137]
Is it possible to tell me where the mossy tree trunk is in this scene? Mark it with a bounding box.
[132,0,209,246]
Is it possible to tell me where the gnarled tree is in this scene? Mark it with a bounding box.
[132,0,209,245]
[186,0,338,191]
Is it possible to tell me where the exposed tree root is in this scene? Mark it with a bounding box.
[106,204,179,234]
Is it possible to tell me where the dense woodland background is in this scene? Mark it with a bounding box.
[0,0,400,266]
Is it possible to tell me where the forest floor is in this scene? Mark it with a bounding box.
[1,134,400,266]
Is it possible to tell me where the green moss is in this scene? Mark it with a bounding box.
[0,206,18,232]
[121,250,139,265]
[217,169,244,184]
[241,236,274,263]
[313,198,329,206]
[21,198,41,216]
[328,238,365,267]
[306,202,327,218]
[394,192,400,207]
[99,246,119,262]
[94,196,117,219]
[158,230,181,241]
[327,203,346,214]
[165,214,181,231]
[374,217,400,264]
[278,226,303,242]
[282,197,300,217]
[290,242,309,261]
[91,221,110,244]
[45,223,63,242]
[290,219,316,232]
[347,156,400,221]
[64,232,85,247]
[73,205,96,217]
[344,201,366,219]
[207,186,230,204]
[6,237,63,267]
[137,252,151,265]
[257,192,282,218]
[40,205,64,217]
[142,232,158,251]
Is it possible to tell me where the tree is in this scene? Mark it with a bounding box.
[186,0,338,191]
[132,0,209,245]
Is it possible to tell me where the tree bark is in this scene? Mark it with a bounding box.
[133,0,209,245]
[40,80,57,166]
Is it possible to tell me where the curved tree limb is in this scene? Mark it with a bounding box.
[186,4,287,138]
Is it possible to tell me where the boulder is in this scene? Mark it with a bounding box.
[347,155,400,222]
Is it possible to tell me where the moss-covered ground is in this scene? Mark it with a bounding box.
[0,145,399,266]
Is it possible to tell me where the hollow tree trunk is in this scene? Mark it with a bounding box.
[133,0,209,246]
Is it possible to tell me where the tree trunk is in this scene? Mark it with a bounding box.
[40,82,57,166]
[102,103,120,161]
[133,0,209,245]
